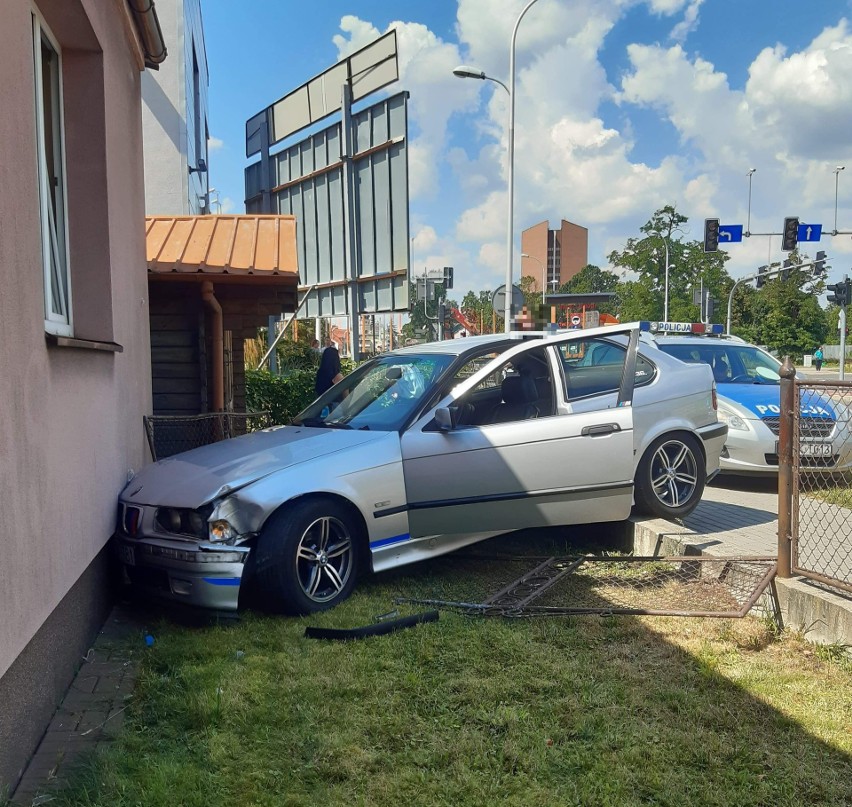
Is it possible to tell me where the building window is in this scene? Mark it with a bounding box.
[33,13,71,335]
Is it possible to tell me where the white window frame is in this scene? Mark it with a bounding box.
[32,11,73,336]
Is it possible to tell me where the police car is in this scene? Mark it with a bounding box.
[644,322,852,475]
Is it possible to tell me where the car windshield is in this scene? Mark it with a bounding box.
[658,342,781,385]
[294,353,455,431]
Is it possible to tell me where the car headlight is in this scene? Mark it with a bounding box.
[209,519,238,544]
[156,507,209,538]
[717,406,749,432]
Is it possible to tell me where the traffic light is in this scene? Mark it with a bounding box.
[826,280,849,307]
[706,297,716,320]
[703,218,719,253]
[780,259,792,282]
[781,216,799,252]
[756,265,768,289]
[443,266,454,289]
[813,250,827,276]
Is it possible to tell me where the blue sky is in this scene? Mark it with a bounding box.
[203,0,852,295]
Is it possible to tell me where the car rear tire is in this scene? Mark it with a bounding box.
[634,433,705,519]
[253,498,361,615]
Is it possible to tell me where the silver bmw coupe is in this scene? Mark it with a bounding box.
[115,323,726,614]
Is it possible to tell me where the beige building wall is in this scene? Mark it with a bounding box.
[558,219,589,283]
[521,218,589,289]
[0,0,152,790]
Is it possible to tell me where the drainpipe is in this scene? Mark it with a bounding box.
[127,0,167,69]
[201,281,224,412]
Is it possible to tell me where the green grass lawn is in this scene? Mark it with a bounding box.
[48,535,852,807]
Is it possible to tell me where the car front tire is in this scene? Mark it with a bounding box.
[634,433,705,519]
[253,497,361,615]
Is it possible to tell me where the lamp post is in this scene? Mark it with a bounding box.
[653,236,673,321]
[834,166,845,235]
[745,168,756,237]
[454,0,543,331]
[521,252,546,307]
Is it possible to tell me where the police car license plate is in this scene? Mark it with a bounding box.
[777,442,832,458]
[118,544,135,566]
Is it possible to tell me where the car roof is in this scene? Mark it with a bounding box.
[390,323,647,358]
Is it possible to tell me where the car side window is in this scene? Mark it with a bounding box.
[558,338,655,401]
[454,348,554,426]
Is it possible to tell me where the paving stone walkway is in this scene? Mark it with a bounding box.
[11,606,144,806]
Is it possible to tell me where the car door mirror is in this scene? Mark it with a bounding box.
[434,407,457,431]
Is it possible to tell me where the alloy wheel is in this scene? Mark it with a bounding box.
[295,516,355,603]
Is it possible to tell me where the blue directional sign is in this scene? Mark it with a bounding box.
[797,223,822,242]
[718,224,743,243]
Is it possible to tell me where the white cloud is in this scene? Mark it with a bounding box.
[207,135,224,152]
[669,1,703,43]
[327,4,852,294]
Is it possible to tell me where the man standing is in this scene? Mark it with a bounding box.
[814,346,824,372]
[315,340,342,395]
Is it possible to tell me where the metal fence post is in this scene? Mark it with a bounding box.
[777,356,795,578]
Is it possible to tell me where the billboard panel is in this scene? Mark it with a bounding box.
[246,30,398,156]
[245,92,410,317]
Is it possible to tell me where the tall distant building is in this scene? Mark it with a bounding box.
[142,0,209,214]
[521,219,588,291]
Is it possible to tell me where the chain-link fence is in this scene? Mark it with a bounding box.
[792,381,852,594]
[143,411,274,461]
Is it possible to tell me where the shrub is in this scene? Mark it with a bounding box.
[246,368,317,425]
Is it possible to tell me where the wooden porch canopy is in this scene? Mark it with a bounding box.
[145,215,301,414]
[145,214,300,284]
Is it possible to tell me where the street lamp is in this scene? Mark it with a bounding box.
[521,252,546,307]
[745,168,756,237]
[653,237,674,321]
[834,166,845,235]
[452,65,509,94]
[453,0,543,331]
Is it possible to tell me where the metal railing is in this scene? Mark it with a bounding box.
[143,411,274,462]
[778,360,852,594]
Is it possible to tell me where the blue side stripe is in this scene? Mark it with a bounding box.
[203,577,241,586]
[370,533,411,550]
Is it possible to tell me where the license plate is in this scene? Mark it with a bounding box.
[800,443,833,457]
[777,441,833,458]
[118,544,136,566]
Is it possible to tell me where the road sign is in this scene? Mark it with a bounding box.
[571,315,581,326]
[491,284,525,318]
[797,223,822,242]
[718,224,743,243]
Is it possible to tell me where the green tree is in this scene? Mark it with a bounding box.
[554,264,620,316]
[560,264,619,294]
[608,205,733,322]
[735,262,829,357]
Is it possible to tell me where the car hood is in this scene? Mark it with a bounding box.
[121,426,387,508]
[719,385,835,420]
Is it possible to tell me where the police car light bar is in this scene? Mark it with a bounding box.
[639,321,724,335]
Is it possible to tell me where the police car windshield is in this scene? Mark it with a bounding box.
[658,343,781,385]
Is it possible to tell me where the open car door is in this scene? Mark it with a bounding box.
[400,325,641,539]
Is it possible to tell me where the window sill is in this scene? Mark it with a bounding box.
[45,334,124,353]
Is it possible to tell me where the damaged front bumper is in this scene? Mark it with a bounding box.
[113,535,249,611]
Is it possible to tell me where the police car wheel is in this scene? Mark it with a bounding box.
[634,433,705,519]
